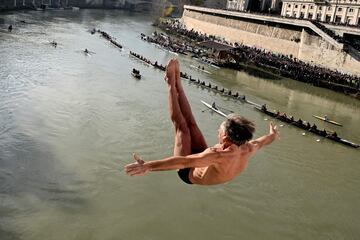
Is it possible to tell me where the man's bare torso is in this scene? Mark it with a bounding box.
[190,142,258,185]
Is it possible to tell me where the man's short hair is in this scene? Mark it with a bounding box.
[223,114,255,146]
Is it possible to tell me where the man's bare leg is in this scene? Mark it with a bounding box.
[174,60,207,153]
[165,59,192,157]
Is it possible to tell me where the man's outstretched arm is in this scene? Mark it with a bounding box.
[250,122,279,150]
[125,150,232,176]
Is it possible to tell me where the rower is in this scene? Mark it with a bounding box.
[84,49,89,54]
[330,131,339,139]
[324,115,329,121]
[211,102,218,110]
[320,129,327,137]
[261,104,267,111]
[8,25,13,32]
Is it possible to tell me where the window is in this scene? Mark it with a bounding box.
[310,6,314,9]
[288,4,291,8]
[302,5,306,9]
[327,7,331,10]
[335,16,341,23]
[349,8,354,12]
[295,5,298,8]
[308,13,313,19]
[338,7,342,12]
[300,12,305,18]
[346,17,351,25]
[326,15,331,22]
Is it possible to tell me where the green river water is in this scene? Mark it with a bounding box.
[0,9,360,240]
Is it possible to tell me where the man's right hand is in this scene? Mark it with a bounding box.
[124,153,149,176]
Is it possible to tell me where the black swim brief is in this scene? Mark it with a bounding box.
[178,168,193,184]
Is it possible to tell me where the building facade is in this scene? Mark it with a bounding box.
[204,0,227,9]
[227,0,249,11]
[227,0,280,12]
[281,0,360,26]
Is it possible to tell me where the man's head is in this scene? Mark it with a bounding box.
[218,114,255,146]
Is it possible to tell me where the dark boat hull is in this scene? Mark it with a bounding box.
[131,73,141,79]
[255,107,359,148]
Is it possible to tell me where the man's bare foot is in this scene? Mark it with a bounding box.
[165,58,177,87]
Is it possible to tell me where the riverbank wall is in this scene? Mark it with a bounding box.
[181,5,360,76]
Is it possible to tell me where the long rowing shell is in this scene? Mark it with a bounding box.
[190,65,211,74]
[255,107,358,148]
[312,115,342,126]
[201,100,228,118]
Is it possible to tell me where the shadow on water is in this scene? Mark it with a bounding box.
[231,63,280,80]
[0,131,89,216]
[0,228,21,240]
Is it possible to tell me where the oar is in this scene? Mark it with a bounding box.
[201,108,212,113]
[217,106,234,113]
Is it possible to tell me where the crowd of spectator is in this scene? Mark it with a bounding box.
[159,20,360,96]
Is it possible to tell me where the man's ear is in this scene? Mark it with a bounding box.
[222,135,230,143]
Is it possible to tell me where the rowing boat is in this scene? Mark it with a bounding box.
[312,115,342,126]
[192,57,220,69]
[190,65,212,74]
[255,107,359,148]
[201,100,228,118]
[131,72,141,79]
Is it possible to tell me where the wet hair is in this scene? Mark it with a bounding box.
[223,114,255,146]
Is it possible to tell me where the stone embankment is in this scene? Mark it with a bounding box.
[181,5,360,76]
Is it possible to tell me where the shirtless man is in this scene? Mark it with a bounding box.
[125,59,279,185]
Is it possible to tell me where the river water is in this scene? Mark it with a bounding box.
[0,9,360,240]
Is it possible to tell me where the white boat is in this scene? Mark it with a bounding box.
[201,100,228,118]
[190,65,211,74]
